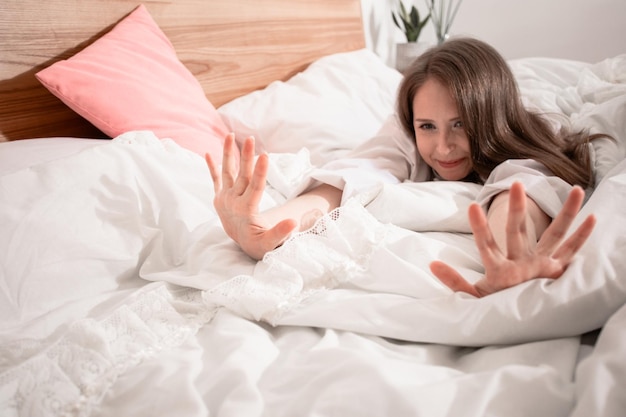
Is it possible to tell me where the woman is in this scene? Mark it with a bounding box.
[206,38,603,297]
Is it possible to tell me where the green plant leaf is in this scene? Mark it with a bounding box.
[400,1,408,19]
[392,12,402,30]
[418,13,431,31]
[392,1,430,42]
[410,6,419,28]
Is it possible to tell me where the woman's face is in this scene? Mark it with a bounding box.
[412,78,472,181]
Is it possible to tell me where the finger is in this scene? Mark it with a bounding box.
[221,133,238,188]
[233,136,256,195]
[265,218,299,251]
[536,186,586,253]
[243,152,270,211]
[468,203,500,265]
[205,153,221,193]
[551,214,596,264]
[430,261,481,297]
[505,182,528,257]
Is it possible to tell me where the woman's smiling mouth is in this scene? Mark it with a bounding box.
[437,158,465,169]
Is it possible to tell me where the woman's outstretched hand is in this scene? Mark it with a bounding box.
[205,133,298,260]
[430,182,597,297]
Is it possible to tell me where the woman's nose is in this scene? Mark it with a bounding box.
[436,130,455,154]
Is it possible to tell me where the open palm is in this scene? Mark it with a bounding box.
[431,182,596,297]
[206,134,297,260]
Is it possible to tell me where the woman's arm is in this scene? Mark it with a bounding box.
[206,115,420,260]
[263,183,342,232]
[206,134,341,260]
[430,182,596,297]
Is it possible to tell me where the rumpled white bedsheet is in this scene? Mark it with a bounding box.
[1,130,624,417]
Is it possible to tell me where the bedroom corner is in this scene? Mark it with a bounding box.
[360,0,626,66]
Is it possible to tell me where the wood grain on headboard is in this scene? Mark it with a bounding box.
[0,0,365,141]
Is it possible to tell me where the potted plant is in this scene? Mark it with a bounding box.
[392,1,430,72]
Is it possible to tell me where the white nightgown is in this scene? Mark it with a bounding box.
[308,114,574,218]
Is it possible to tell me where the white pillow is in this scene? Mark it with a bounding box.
[217,48,403,167]
[0,137,103,175]
[509,55,626,184]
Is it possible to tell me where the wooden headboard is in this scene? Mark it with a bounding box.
[0,0,365,141]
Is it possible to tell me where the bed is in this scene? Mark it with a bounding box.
[1,0,626,416]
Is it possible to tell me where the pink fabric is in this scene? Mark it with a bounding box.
[36,5,229,163]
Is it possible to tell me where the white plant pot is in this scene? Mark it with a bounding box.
[395,42,431,73]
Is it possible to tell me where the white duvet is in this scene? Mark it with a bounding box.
[1,51,626,417]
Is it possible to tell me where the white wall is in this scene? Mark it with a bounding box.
[362,0,626,66]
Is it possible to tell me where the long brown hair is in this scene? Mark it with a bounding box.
[397,37,607,187]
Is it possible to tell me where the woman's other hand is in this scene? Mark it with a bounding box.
[430,182,596,297]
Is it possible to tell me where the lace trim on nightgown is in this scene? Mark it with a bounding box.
[0,284,215,417]
[202,199,390,323]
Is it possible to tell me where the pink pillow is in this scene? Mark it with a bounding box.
[36,5,229,163]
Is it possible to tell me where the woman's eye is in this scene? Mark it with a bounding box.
[419,123,436,130]
[453,120,463,128]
